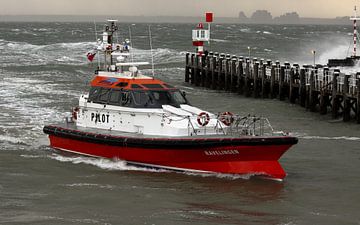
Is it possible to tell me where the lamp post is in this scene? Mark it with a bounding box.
[248,46,251,58]
[311,50,316,66]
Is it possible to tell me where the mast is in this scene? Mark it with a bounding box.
[102,20,118,70]
[350,6,360,57]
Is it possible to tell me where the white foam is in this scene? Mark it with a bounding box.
[183,171,253,180]
[49,154,163,172]
[211,38,229,43]
[0,135,25,144]
[318,43,349,65]
[20,154,43,159]
[49,154,261,180]
[63,183,115,189]
[1,40,95,66]
[292,133,360,141]
[131,47,184,64]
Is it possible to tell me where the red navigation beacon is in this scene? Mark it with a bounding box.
[192,12,213,56]
[206,12,213,23]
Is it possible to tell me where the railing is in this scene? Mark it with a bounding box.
[187,113,277,137]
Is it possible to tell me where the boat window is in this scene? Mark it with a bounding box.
[89,88,189,108]
[121,91,131,106]
[109,90,121,105]
[171,91,188,105]
[132,91,151,107]
[142,84,164,89]
[88,87,101,102]
[163,83,175,89]
[116,82,128,88]
[131,84,143,89]
[98,88,111,103]
[150,90,172,105]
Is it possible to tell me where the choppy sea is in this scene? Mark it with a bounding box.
[1,22,360,225]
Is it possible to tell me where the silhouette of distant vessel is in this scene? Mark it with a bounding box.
[328,6,360,67]
[328,56,360,67]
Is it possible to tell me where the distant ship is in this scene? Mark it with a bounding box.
[328,56,360,67]
[328,6,360,67]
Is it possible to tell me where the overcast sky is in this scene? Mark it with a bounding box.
[0,0,357,18]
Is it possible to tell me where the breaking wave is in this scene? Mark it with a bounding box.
[0,39,185,67]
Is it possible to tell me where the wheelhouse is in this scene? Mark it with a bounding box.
[87,77,189,108]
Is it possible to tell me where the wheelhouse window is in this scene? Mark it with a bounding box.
[171,91,187,105]
[132,91,150,107]
[88,87,101,102]
[109,90,121,105]
[88,87,189,108]
[98,88,111,103]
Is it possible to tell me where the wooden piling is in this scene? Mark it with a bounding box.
[185,53,190,82]
[253,62,259,98]
[231,58,237,92]
[331,72,339,119]
[357,76,360,123]
[190,54,195,84]
[204,55,210,87]
[261,64,266,98]
[309,68,316,112]
[289,68,296,103]
[244,59,251,97]
[343,75,351,122]
[217,56,223,90]
[299,68,306,107]
[270,64,276,98]
[237,59,244,94]
[279,66,285,100]
[211,56,216,89]
[224,58,230,91]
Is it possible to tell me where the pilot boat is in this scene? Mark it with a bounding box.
[43,20,298,180]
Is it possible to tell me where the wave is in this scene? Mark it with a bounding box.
[0,39,185,67]
[0,135,27,145]
[292,133,360,141]
[211,38,229,43]
[0,40,96,66]
[240,28,251,33]
[317,43,349,65]
[20,154,43,159]
[62,183,115,189]
[49,154,166,173]
[49,154,258,180]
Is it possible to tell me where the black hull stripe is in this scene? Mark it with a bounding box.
[43,125,298,149]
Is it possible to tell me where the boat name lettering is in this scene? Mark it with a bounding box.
[204,150,239,156]
[91,113,110,123]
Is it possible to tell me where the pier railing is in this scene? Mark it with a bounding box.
[185,52,360,123]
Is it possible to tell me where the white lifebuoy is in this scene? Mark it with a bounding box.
[197,112,210,126]
[219,111,234,126]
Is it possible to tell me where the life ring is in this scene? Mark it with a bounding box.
[219,111,234,126]
[72,107,80,120]
[197,112,210,126]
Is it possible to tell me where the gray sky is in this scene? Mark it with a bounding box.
[0,0,357,18]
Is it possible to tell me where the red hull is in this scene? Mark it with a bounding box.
[47,129,296,180]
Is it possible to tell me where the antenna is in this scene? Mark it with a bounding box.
[128,26,134,64]
[94,21,101,68]
[148,25,155,78]
[350,5,360,57]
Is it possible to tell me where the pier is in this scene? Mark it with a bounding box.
[185,52,360,123]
